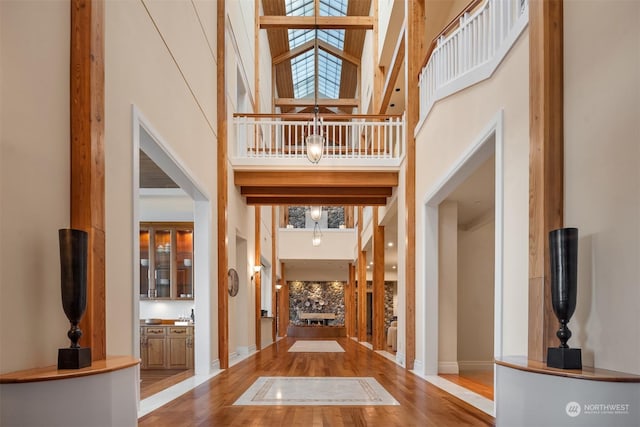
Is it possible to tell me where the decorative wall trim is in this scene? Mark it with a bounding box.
[438,361,460,374]
[458,361,494,371]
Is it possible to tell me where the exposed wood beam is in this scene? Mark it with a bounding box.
[216,0,229,370]
[404,0,425,371]
[271,206,277,341]
[347,262,356,337]
[357,207,367,342]
[373,208,385,350]
[273,40,315,65]
[279,261,289,337]
[318,40,360,66]
[275,98,359,108]
[260,16,374,30]
[235,171,398,187]
[71,0,105,362]
[254,208,262,352]
[380,30,405,114]
[528,0,564,363]
[245,196,389,206]
[241,186,392,197]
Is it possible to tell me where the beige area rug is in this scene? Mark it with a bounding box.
[287,340,345,353]
[233,377,400,406]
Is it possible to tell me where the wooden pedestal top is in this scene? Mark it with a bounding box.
[495,356,640,383]
[0,355,139,384]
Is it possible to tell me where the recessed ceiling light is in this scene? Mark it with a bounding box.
[387,242,394,247]
[369,261,373,265]
[392,265,396,269]
[366,265,370,269]
[390,103,395,107]
[395,88,400,92]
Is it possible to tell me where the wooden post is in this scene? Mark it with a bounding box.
[373,208,385,350]
[254,208,262,350]
[71,0,106,361]
[271,206,277,341]
[404,0,425,370]
[347,262,356,337]
[279,262,289,337]
[528,0,564,362]
[357,208,367,341]
[216,0,229,369]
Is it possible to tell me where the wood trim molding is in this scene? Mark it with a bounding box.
[271,206,277,341]
[528,0,564,362]
[274,98,359,108]
[347,262,356,337]
[71,0,106,361]
[216,0,229,369]
[278,261,289,337]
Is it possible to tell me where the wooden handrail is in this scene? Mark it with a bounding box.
[233,113,403,120]
[418,0,485,76]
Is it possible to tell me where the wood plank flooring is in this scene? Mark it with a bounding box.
[440,370,494,400]
[139,337,494,426]
[140,369,194,400]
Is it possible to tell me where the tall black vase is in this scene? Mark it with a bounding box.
[58,228,92,369]
[547,227,582,369]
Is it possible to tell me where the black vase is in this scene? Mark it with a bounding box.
[58,228,92,369]
[547,227,582,369]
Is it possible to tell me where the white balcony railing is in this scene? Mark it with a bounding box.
[418,0,528,125]
[232,113,405,169]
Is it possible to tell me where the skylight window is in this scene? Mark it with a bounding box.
[285,0,348,100]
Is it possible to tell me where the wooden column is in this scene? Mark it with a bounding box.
[216,0,229,369]
[372,208,385,350]
[528,0,564,362]
[271,206,277,340]
[254,208,262,351]
[71,0,106,361]
[347,262,356,337]
[404,0,425,370]
[278,262,289,337]
[357,208,367,341]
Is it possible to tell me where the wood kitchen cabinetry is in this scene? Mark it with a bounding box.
[140,222,194,300]
[140,325,193,369]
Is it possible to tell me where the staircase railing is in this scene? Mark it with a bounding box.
[418,0,528,125]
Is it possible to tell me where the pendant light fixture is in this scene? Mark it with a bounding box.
[310,206,322,222]
[306,8,324,164]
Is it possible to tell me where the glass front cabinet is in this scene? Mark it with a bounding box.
[140,222,194,300]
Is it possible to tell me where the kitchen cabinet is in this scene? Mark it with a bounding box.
[140,325,193,369]
[140,222,194,300]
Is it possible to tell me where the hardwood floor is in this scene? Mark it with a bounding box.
[139,337,494,426]
[440,370,494,400]
[140,369,194,400]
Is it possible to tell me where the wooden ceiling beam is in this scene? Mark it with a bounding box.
[275,98,359,107]
[260,16,374,30]
[273,40,314,65]
[246,196,389,206]
[241,186,393,197]
[235,170,398,187]
[318,40,360,66]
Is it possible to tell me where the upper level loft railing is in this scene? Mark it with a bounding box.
[418,0,529,125]
[231,113,405,170]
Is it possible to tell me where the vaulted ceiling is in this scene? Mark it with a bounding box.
[262,0,371,113]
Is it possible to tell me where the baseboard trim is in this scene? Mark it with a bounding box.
[438,361,460,374]
[458,361,494,371]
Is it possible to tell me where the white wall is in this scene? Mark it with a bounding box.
[438,201,458,373]
[106,0,218,363]
[564,0,640,374]
[0,0,71,373]
[139,190,194,222]
[415,30,529,369]
[458,219,495,366]
[279,229,357,261]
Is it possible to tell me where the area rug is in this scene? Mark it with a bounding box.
[233,377,400,406]
[287,340,345,352]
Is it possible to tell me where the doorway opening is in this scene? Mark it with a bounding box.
[422,111,504,410]
[132,107,212,400]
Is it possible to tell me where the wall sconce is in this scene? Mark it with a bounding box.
[251,265,261,281]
